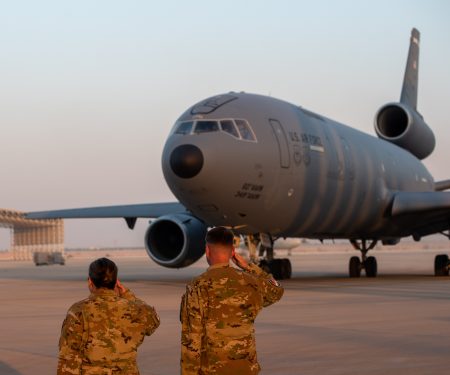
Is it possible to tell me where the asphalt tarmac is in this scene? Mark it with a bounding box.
[1,249,450,375]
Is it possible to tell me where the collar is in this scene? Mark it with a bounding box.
[90,288,117,298]
[208,262,230,271]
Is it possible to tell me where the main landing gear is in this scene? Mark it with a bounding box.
[433,231,450,276]
[349,239,378,278]
[245,234,292,280]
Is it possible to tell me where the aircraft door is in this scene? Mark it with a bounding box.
[269,119,290,168]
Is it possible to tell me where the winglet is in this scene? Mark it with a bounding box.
[400,28,420,109]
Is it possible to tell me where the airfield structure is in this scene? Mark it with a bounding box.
[0,209,64,260]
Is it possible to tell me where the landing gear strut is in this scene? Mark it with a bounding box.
[249,234,292,280]
[349,239,378,278]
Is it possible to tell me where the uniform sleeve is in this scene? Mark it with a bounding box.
[180,284,205,375]
[57,306,84,375]
[121,288,160,336]
[143,305,160,336]
[245,263,284,307]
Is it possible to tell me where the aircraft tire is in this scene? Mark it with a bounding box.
[259,259,291,280]
[281,258,292,279]
[434,254,449,276]
[349,256,361,278]
[258,259,271,274]
[263,259,282,280]
[272,259,284,280]
[365,256,377,278]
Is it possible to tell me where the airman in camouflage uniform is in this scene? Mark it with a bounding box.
[180,227,284,375]
[57,257,160,375]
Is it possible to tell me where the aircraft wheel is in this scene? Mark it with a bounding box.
[434,254,449,276]
[271,259,285,280]
[258,259,271,274]
[281,258,292,279]
[260,259,292,280]
[365,256,378,278]
[349,256,361,278]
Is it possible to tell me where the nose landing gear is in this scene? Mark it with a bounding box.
[244,234,292,280]
[349,239,378,278]
[259,253,292,280]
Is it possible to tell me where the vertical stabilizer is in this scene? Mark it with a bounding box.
[400,28,420,109]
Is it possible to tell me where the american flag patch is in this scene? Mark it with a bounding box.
[268,278,280,287]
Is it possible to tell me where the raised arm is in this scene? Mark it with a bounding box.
[232,252,283,307]
[116,280,160,336]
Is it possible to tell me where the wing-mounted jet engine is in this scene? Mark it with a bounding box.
[145,213,207,268]
[374,28,435,160]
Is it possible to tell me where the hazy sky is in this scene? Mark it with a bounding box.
[1,0,449,249]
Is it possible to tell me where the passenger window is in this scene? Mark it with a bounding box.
[194,120,219,134]
[220,120,239,138]
[235,119,256,141]
[175,121,193,135]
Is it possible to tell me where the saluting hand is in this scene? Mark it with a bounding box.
[115,279,127,296]
[232,250,249,270]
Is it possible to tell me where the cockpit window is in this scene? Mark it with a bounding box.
[194,120,219,134]
[220,120,239,138]
[173,118,257,142]
[235,119,256,141]
[175,121,194,135]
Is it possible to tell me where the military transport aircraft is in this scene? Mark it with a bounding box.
[27,28,450,279]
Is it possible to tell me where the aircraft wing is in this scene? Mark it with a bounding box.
[391,191,450,238]
[26,202,186,229]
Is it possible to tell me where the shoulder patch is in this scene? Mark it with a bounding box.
[268,278,280,287]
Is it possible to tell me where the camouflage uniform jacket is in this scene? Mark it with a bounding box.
[57,288,160,375]
[180,262,284,375]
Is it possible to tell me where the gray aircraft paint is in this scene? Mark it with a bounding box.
[26,28,450,273]
[162,92,433,240]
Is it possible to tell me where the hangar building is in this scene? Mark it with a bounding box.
[0,209,64,260]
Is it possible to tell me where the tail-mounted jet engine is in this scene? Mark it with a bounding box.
[145,213,207,268]
[374,102,435,159]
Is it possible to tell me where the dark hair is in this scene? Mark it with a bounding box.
[89,258,118,289]
[206,226,234,246]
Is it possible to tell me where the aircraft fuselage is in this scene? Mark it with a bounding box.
[162,93,434,240]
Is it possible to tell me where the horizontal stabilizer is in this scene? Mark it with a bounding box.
[435,180,450,191]
[391,191,450,216]
[26,202,186,220]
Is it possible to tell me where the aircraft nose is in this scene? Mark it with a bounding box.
[170,144,204,178]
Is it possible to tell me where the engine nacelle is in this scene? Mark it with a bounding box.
[374,102,435,159]
[144,213,207,268]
